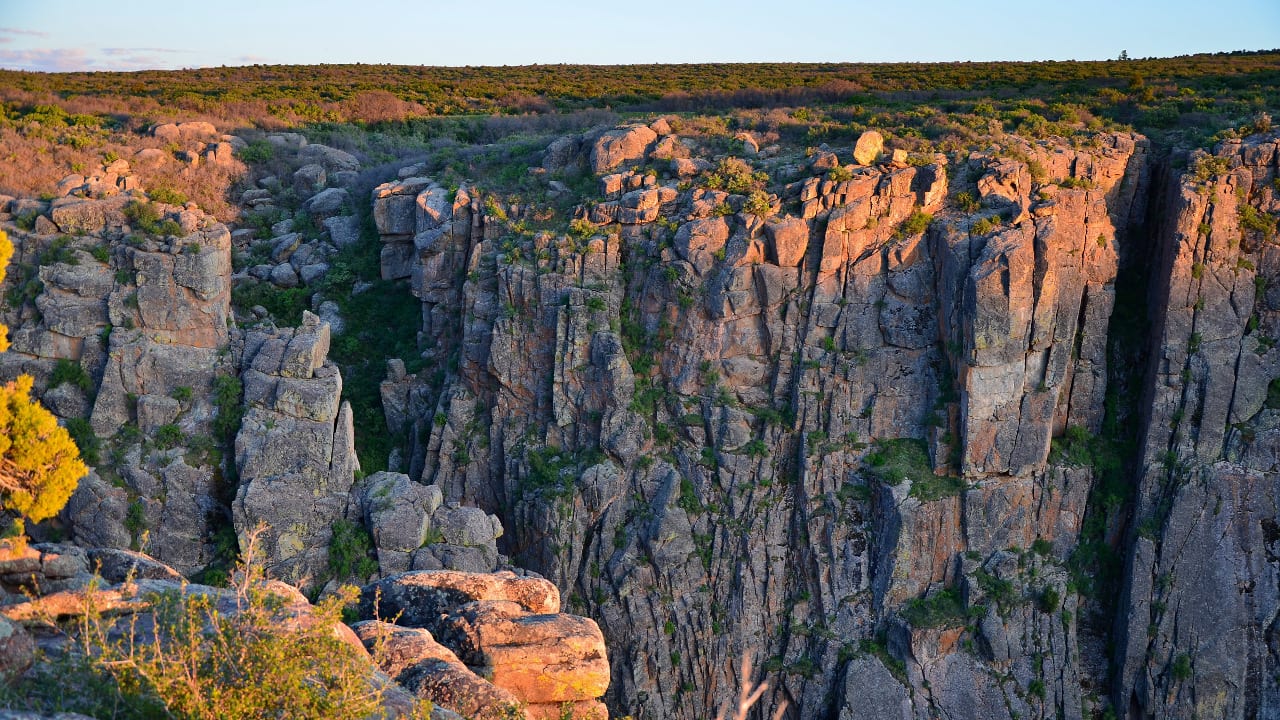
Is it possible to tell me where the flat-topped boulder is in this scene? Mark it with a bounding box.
[359,570,559,627]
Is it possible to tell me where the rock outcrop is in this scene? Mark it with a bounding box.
[0,195,236,573]
[357,570,610,719]
[233,311,358,583]
[5,107,1280,720]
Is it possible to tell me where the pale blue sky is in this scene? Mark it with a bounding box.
[0,0,1276,71]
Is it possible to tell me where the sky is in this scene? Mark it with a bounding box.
[0,0,1276,72]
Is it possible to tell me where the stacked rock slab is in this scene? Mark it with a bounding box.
[233,311,359,584]
[362,471,505,575]
[359,571,610,719]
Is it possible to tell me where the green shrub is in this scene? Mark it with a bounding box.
[953,191,981,213]
[743,190,772,217]
[866,438,939,490]
[1172,652,1192,681]
[124,201,184,237]
[154,424,184,450]
[975,569,1020,613]
[236,139,274,164]
[328,519,379,579]
[1038,586,1061,613]
[1058,176,1097,189]
[231,281,311,326]
[899,210,933,237]
[901,587,966,628]
[212,375,244,443]
[50,358,94,395]
[827,165,854,182]
[971,215,1003,235]
[64,417,101,466]
[1050,424,1094,466]
[1266,378,1280,410]
[1239,204,1276,240]
[147,187,188,206]
[703,157,766,194]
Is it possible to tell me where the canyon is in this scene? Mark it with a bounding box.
[0,104,1277,720]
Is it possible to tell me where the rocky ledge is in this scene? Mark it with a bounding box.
[0,543,609,720]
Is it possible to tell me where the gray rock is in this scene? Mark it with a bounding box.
[270,263,299,288]
[298,143,361,172]
[299,263,330,286]
[293,164,327,195]
[323,215,362,248]
[304,187,350,219]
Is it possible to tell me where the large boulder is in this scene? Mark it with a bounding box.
[853,130,885,165]
[589,125,657,174]
[298,144,361,173]
[359,570,559,628]
[304,187,350,219]
[364,472,443,574]
[432,600,610,704]
[352,621,522,720]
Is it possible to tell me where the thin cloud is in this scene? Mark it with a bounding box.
[101,47,187,56]
[0,28,49,38]
[0,46,190,72]
[0,48,91,72]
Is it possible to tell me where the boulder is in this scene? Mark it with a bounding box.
[299,263,330,286]
[304,187,350,219]
[433,601,610,704]
[177,121,218,140]
[853,130,885,165]
[0,615,34,678]
[298,144,361,173]
[590,125,657,174]
[293,164,327,195]
[323,215,362,248]
[151,123,181,142]
[134,148,167,166]
[271,233,303,263]
[364,472,443,574]
[674,217,731,275]
[359,571,560,627]
[270,263,299,288]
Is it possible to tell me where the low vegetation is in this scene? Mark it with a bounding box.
[865,438,965,501]
[2,531,429,720]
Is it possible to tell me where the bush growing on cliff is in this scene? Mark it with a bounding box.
[328,519,379,580]
[900,587,966,628]
[49,358,93,396]
[0,230,87,536]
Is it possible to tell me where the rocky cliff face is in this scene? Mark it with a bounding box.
[4,115,1278,720]
[363,123,1280,719]
[1115,135,1280,719]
